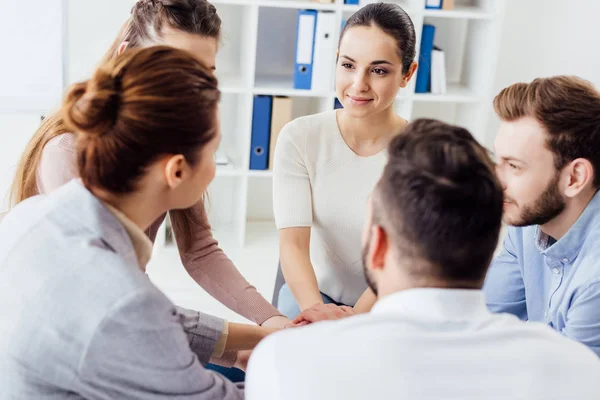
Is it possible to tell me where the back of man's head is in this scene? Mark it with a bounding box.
[370,119,503,289]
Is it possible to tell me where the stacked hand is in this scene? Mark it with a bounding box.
[292,303,356,326]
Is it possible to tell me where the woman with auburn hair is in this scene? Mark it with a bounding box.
[9,0,290,374]
[0,46,248,399]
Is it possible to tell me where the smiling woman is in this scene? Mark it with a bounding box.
[272,3,418,321]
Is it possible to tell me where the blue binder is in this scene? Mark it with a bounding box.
[425,0,443,9]
[250,95,273,170]
[293,10,318,90]
[344,0,359,4]
[415,24,436,93]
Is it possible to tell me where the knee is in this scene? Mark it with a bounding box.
[277,284,301,319]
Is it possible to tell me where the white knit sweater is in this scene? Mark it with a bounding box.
[273,110,387,306]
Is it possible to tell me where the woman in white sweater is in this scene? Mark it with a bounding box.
[273,3,418,320]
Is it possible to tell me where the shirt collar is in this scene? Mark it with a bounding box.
[102,202,153,270]
[371,288,490,322]
[535,190,600,262]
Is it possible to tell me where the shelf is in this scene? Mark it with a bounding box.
[212,0,336,11]
[254,75,335,97]
[216,165,246,177]
[248,170,274,178]
[258,0,336,10]
[341,4,360,13]
[218,75,249,93]
[412,83,478,103]
[423,5,493,20]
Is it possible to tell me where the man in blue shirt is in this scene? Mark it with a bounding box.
[484,75,600,355]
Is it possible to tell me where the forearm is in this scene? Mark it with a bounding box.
[354,287,377,313]
[174,205,282,324]
[225,322,278,351]
[280,245,322,310]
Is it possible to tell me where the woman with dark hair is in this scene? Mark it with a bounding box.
[274,3,418,321]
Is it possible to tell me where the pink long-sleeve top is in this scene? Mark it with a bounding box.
[37,133,281,325]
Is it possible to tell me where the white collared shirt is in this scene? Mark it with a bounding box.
[246,288,600,400]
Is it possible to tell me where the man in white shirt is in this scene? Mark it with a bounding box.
[245,119,600,400]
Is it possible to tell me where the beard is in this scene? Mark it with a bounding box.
[506,173,566,227]
[361,230,379,296]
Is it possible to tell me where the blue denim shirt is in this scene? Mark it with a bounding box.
[484,190,600,356]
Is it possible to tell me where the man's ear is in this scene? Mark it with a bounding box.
[163,154,186,189]
[117,41,130,56]
[369,225,388,271]
[564,158,594,198]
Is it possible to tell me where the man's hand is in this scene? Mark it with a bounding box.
[292,303,356,325]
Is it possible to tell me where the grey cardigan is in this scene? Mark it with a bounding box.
[0,181,243,399]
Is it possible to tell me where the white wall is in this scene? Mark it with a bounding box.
[0,113,44,212]
[3,0,600,213]
[484,0,600,148]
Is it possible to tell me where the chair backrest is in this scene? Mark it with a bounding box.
[271,262,285,307]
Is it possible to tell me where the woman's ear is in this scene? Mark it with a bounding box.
[163,154,187,189]
[117,41,130,56]
[399,61,418,88]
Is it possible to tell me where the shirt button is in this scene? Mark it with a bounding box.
[562,258,569,263]
[553,268,560,275]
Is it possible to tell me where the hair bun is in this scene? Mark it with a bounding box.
[62,67,121,139]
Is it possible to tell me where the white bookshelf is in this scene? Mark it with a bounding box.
[0,0,505,251]
[208,0,506,249]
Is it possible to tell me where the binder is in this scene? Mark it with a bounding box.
[250,95,273,170]
[268,97,293,170]
[415,24,436,93]
[425,0,442,9]
[344,0,359,4]
[442,0,455,10]
[293,10,318,90]
[430,46,447,95]
[334,98,343,109]
[311,11,337,92]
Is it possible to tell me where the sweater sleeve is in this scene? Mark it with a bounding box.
[36,133,78,195]
[174,202,282,325]
[272,121,313,229]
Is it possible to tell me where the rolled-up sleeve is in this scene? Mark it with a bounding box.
[176,306,227,364]
[77,289,243,399]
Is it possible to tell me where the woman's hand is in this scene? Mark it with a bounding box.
[261,315,294,329]
[292,303,356,326]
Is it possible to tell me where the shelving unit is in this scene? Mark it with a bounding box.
[207,0,506,249]
[0,0,505,250]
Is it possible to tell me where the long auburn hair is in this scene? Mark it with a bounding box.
[10,0,221,250]
[62,45,220,207]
